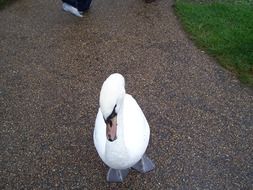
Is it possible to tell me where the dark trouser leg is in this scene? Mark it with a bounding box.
[77,0,93,12]
[145,0,155,3]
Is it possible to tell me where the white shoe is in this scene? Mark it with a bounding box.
[62,3,83,17]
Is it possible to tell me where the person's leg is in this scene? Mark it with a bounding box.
[145,0,155,3]
[77,0,92,12]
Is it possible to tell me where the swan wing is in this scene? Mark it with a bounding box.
[94,109,106,160]
[123,94,150,160]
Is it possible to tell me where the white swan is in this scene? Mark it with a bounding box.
[94,73,155,182]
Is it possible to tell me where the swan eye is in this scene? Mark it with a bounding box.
[105,105,117,125]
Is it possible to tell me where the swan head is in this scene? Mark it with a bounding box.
[99,73,126,142]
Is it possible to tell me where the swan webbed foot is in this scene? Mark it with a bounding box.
[106,168,129,182]
[132,154,155,173]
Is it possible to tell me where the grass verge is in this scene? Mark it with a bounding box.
[0,0,16,9]
[0,0,8,9]
[175,0,253,86]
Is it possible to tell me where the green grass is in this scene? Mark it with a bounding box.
[0,0,16,9]
[0,0,8,9]
[175,0,253,86]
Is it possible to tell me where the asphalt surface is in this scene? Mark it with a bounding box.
[0,0,253,189]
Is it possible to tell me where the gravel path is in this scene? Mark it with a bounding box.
[1,0,252,189]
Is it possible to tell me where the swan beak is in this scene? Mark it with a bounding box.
[106,116,117,142]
